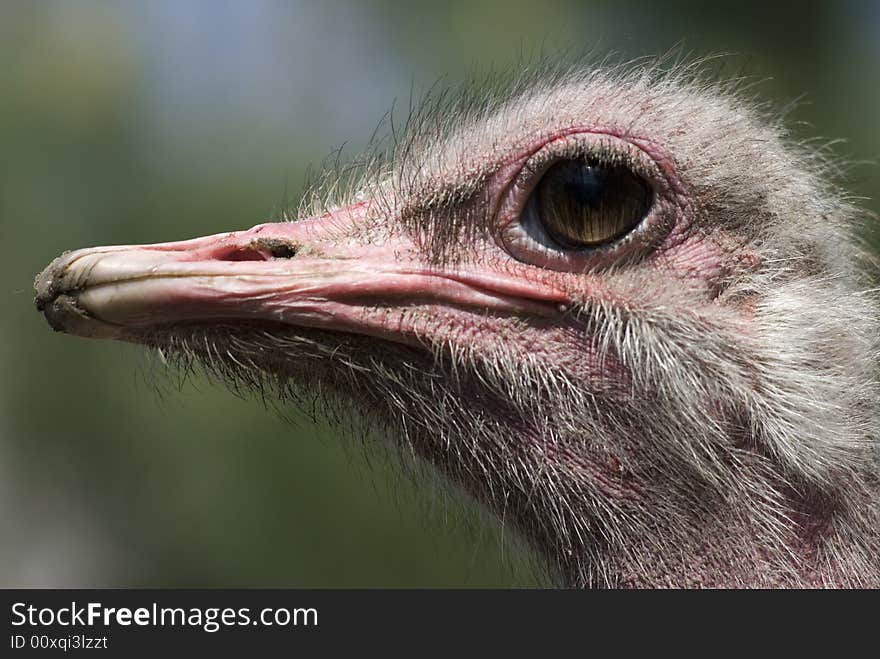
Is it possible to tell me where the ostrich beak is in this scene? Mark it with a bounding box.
[34,205,565,346]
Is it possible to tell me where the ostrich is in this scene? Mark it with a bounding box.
[34,61,880,588]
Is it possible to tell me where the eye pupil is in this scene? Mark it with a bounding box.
[535,158,652,248]
[559,165,605,208]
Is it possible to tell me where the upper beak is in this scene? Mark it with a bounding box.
[34,204,565,346]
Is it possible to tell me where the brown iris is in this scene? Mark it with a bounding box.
[533,158,652,248]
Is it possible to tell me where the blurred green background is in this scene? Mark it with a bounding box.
[1,0,877,587]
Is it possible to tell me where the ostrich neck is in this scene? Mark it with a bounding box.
[531,465,879,588]
[284,329,879,588]
[610,484,880,588]
[427,420,880,588]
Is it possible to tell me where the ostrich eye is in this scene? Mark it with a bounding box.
[529,159,652,248]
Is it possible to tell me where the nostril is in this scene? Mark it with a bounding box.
[215,239,300,262]
[267,243,298,259]
[221,248,267,262]
[254,238,299,259]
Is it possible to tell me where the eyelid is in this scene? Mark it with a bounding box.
[494,131,682,272]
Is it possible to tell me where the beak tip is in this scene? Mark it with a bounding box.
[34,251,121,339]
[34,251,74,312]
[40,293,121,339]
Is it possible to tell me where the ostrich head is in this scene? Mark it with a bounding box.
[34,61,880,587]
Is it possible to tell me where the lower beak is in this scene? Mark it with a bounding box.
[34,209,564,346]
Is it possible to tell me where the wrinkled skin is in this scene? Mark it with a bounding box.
[35,63,880,587]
